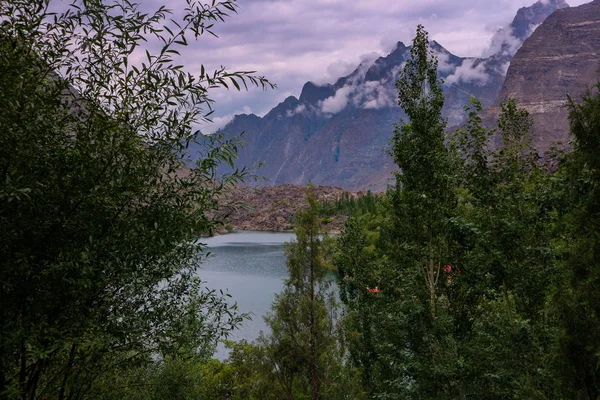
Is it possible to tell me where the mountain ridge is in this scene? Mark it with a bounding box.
[201,0,571,191]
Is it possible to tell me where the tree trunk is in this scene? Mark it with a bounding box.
[58,343,77,400]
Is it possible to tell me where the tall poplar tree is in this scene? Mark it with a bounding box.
[377,24,461,398]
[390,24,457,319]
[260,187,342,400]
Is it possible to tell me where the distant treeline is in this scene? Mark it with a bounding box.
[319,190,380,217]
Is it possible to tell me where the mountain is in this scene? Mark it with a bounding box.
[204,0,569,191]
[493,0,600,153]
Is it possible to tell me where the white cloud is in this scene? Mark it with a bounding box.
[157,0,592,120]
[325,60,357,81]
[499,61,511,76]
[315,51,382,85]
[362,87,395,109]
[354,80,396,109]
[350,53,381,83]
[321,86,353,114]
[389,63,406,81]
[286,104,306,117]
[320,63,401,113]
[482,27,522,57]
[444,59,489,86]
[433,50,456,73]
[528,22,542,36]
[481,16,543,58]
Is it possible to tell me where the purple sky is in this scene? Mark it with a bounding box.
[153,0,590,131]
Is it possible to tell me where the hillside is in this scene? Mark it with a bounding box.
[220,184,357,232]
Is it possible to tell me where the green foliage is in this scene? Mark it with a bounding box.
[451,97,492,197]
[0,1,272,399]
[550,82,600,399]
[335,217,387,397]
[335,25,573,400]
[5,2,600,396]
[319,191,380,217]
[89,358,207,400]
[336,26,465,398]
[391,24,451,196]
[259,186,346,400]
[387,27,461,398]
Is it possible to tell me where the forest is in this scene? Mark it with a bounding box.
[2,1,600,399]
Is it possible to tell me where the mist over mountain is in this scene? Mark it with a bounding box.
[196,0,572,191]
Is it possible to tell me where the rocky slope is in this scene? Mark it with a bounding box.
[494,0,600,153]
[189,0,568,191]
[219,185,354,232]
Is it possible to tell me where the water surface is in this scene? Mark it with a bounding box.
[198,231,295,357]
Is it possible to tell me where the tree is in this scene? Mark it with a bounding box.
[361,26,556,399]
[390,24,458,320]
[0,1,271,398]
[452,98,560,399]
[374,25,462,398]
[552,81,600,399]
[335,216,387,398]
[259,187,349,400]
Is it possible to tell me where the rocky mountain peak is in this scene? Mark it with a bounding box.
[299,81,334,104]
[363,44,410,83]
[511,0,570,41]
[485,0,569,59]
[392,41,408,51]
[265,95,300,119]
[430,40,449,53]
[493,0,600,153]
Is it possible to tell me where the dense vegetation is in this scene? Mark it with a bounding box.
[319,191,380,218]
[0,1,271,399]
[3,0,600,398]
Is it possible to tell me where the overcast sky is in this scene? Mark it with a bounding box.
[156,0,590,131]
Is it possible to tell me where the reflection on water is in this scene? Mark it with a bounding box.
[198,231,295,359]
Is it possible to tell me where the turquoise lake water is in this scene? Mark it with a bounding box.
[198,231,295,358]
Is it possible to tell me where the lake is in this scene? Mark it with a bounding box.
[198,230,296,358]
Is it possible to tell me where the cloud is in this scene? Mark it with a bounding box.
[318,52,385,114]
[389,63,406,81]
[354,80,396,110]
[361,84,396,109]
[482,27,523,57]
[319,60,402,113]
[325,60,358,82]
[499,61,511,75]
[321,86,353,114]
[433,50,456,73]
[315,51,381,85]
[286,104,306,117]
[481,9,547,58]
[150,0,591,121]
[444,59,489,86]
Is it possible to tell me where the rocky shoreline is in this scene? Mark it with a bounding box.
[218,184,356,233]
